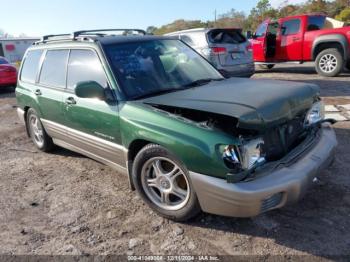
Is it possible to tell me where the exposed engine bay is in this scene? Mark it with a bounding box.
[150,104,311,164]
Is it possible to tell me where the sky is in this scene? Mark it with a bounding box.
[1,0,306,37]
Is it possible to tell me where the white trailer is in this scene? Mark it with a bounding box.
[0,38,39,63]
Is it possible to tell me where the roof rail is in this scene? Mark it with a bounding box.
[35,29,146,45]
[73,29,146,38]
[41,34,73,42]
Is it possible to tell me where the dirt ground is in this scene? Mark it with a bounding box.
[0,63,349,260]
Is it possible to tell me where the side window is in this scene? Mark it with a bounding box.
[39,50,69,88]
[20,49,43,84]
[180,35,194,46]
[307,16,325,31]
[67,49,107,90]
[281,19,301,35]
[255,23,268,38]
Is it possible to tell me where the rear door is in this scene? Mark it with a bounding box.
[251,22,269,62]
[36,49,69,125]
[207,29,251,66]
[278,17,303,61]
[61,49,125,167]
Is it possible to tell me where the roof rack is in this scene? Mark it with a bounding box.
[73,29,146,38]
[36,28,147,45]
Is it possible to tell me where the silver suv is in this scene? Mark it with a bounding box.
[166,28,255,78]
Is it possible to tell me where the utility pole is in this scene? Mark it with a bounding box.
[214,9,217,27]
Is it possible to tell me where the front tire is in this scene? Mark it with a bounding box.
[315,48,343,77]
[132,144,201,221]
[26,108,54,152]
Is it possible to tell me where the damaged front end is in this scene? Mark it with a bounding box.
[149,101,336,183]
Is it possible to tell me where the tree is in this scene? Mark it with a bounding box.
[246,0,278,31]
[335,7,350,23]
[210,8,246,28]
[146,26,157,34]
[153,19,207,35]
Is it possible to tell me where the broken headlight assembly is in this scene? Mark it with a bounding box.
[304,101,325,127]
[222,137,266,173]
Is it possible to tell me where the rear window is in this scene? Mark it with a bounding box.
[20,50,44,84]
[39,50,69,88]
[208,29,246,44]
[307,16,325,31]
[0,57,8,64]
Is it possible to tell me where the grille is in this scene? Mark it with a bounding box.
[261,192,283,213]
[262,117,306,161]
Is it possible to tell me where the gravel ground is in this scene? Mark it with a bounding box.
[0,64,349,260]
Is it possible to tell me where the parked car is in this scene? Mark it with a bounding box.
[16,29,337,221]
[0,56,17,88]
[166,28,255,78]
[251,14,350,77]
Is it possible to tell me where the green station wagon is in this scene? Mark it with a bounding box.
[16,29,337,221]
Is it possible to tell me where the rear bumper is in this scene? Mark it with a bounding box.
[17,108,25,124]
[190,125,337,217]
[218,63,255,78]
[0,75,17,86]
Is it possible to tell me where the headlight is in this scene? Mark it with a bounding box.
[222,138,266,171]
[304,101,325,127]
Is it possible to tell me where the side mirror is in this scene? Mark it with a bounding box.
[252,33,257,39]
[75,81,105,100]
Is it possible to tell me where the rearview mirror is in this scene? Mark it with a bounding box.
[75,81,105,100]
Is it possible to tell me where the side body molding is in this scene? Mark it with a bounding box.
[41,119,128,174]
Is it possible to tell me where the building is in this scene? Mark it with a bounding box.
[0,37,39,63]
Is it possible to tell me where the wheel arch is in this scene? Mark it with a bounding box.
[312,34,348,60]
[126,139,153,190]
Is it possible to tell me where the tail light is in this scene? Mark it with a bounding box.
[4,67,17,72]
[246,43,253,52]
[211,47,227,55]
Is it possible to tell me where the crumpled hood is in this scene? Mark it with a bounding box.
[140,78,320,130]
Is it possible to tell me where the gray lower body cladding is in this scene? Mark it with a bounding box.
[189,124,337,217]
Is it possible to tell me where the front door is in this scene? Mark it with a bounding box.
[252,21,268,62]
[278,17,303,61]
[62,49,125,167]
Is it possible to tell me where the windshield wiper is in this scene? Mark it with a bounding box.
[182,78,224,88]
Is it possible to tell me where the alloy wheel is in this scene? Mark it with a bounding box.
[141,157,190,211]
[319,54,337,73]
[29,114,44,148]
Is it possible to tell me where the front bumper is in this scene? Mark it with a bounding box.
[190,125,337,217]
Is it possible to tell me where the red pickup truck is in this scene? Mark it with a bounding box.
[251,14,350,77]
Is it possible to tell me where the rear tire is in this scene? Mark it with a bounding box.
[259,64,275,70]
[132,144,201,221]
[315,48,343,77]
[26,108,54,152]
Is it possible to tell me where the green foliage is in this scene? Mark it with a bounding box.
[147,0,350,35]
[335,7,350,22]
[152,19,207,35]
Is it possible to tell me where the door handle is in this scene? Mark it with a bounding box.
[292,37,300,41]
[34,89,42,96]
[65,97,76,105]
